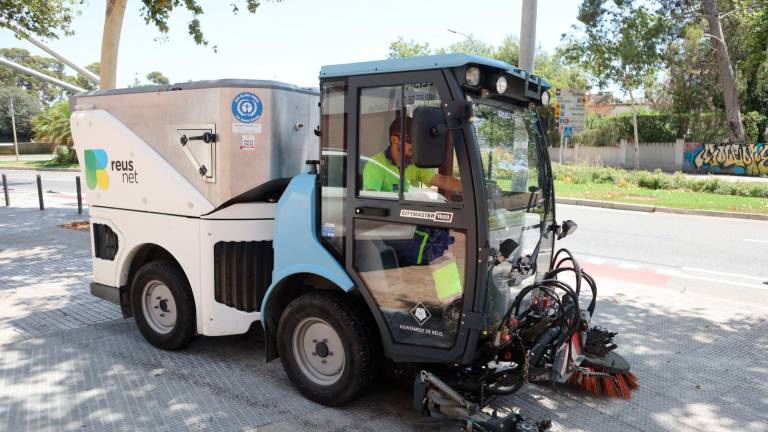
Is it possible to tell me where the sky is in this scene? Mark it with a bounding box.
[0,0,582,89]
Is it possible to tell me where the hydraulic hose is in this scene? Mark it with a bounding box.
[548,248,597,316]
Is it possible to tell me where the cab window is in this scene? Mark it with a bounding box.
[357,83,463,204]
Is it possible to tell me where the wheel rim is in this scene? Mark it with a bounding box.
[141,280,177,335]
[291,317,345,386]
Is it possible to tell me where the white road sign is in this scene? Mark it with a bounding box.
[556,89,587,134]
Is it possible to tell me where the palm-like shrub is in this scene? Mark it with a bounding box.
[33,100,75,163]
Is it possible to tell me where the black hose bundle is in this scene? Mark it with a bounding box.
[489,248,598,388]
[547,248,597,316]
[486,247,638,400]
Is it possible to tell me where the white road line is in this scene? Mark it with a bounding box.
[657,268,766,289]
[682,266,768,282]
[657,269,681,276]
[618,262,642,270]
[585,257,606,265]
[744,239,768,244]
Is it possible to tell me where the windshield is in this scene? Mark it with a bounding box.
[469,101,554,328]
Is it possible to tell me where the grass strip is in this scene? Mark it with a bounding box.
[553,164,768,199]
[556,181,768,215]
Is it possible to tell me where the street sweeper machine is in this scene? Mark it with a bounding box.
[71,54,637,431]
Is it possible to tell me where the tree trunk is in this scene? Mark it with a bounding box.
[100,0,128,90]
[702,0,745,143]
[628,88,640,171]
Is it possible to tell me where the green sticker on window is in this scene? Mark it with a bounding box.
[432,262,463,303]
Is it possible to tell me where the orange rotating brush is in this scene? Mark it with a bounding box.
[567,327,639,399]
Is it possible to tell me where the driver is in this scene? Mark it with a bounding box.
[362,116,461,195]
[361,116,461,267]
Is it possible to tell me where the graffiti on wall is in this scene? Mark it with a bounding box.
[683,142,768,176]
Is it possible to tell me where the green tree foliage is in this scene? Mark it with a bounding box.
[33,100,75,162]
[127,70,172,87]
[564,0,673,167]
[563,1,672,96]
[0,48,97,104]
[387,35,588,89]
[388,38,432,59]
[729,1,768,115]
[74,62,100,91]
[139,0,272,51]
[146,70,170,85]
[0,48,67,104]
[538,49,589,91]
[0,0,81,40]
[662,1,768,118]
[436,36,500,59]
[0,86,41,142]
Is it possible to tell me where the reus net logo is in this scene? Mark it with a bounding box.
[84,149,109,190]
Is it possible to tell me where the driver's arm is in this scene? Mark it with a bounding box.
[429,174,462,195]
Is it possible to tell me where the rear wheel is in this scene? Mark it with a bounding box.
[131,260,196,350]
[277,292,377,406]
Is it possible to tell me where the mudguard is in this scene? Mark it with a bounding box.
[261,174,354,358]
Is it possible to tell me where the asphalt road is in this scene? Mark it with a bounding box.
[557,204,768,303]
[4,168,766,300]
[0,169,80,195]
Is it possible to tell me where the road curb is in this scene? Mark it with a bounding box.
[556,197,768,221]
[0,166,80,172]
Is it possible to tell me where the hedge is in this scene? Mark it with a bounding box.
[553,164,768,199]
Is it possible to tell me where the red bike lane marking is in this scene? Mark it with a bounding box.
[49,192,87,202]
[581,262,672,287]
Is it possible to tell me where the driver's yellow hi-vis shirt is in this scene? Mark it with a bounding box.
[362,149,436,193]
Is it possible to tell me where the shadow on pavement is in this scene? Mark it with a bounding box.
[0,295,765,431]
[0,207,766,431]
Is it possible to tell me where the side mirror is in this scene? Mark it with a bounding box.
[557,220,578,240]
[412,106,448,168]
[499,238,519,259]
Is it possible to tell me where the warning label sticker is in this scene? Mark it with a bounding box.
[240,135,256,150]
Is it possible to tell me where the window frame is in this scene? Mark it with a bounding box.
[342,69,481,363]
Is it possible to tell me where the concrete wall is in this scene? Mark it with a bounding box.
[553,139,685,172]
[0,142,55,156]
[683,142,768,176]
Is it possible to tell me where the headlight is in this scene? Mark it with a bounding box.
[541,90,551,106]
[466,66,481,86]
[495,76,508,94]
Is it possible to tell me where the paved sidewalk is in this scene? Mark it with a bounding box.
[1,203,767,431]
[0,206,117,345]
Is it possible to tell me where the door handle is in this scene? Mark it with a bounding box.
[180,131,217,146]
[355,206,389,217]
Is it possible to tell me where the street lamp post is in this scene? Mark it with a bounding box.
[447,29,480,54]
[519,0,538,72]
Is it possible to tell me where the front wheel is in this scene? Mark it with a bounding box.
[131,260,196,350]
[277,292,377,406]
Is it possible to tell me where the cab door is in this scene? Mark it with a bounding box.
[340,71,479,362]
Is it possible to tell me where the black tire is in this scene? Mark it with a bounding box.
[131,260,196,350]
[277,292,377,406]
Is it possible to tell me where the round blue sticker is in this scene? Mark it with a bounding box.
[231,92,263,123]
